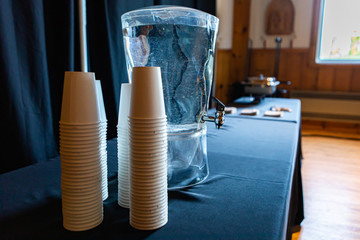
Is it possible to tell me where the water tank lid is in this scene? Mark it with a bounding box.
[121,5,219,31]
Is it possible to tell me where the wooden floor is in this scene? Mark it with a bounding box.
[292,128,360,240]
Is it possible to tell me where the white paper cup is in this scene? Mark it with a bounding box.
[129,133,167,141]
[129,67,166,119]
[118,83,132,128]
[60,71,101,124]
[128,116,167,122]
[95,80,107,123]
[130,214,167,230]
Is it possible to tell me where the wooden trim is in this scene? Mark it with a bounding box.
[251,48,308,54]
[309,0,360,69]
[230,0,251,84]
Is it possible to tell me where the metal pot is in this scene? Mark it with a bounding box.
[241,74,280,95]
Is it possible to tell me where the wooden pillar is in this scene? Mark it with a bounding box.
[230,0,251,97]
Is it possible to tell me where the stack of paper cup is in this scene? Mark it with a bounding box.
[129,67,168,230]
[95,80,108,200]
[117,83,132,208]
[59,72,106,231]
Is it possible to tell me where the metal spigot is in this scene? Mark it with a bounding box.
[201,97,225,129]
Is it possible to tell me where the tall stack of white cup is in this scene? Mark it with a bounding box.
[59,72,107,231]
[128,67,168,230]
[117,83,132,208]
[95,80,108,200]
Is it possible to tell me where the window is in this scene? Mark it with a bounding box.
[316,0,360,64]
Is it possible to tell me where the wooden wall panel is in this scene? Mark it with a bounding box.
[214,50,232,104]
[317,68,334,91]
[230,0,251,85]
[284,52,303,90]
[351,69,360,92]
[243,48,360,93]
[213,0,360,104]
[334,69,353,92]
[300,52,318,90]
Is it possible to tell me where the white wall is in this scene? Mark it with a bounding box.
[216,0,314,49]
[249,0,314,49]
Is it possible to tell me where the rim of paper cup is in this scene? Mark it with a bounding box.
[63,216,103,227]
[61,166,102,175]
[128,133,167,140]
[131,209,167,218]
[129,219,167,231]
[61,189,102,199]
[129,128,167,134]
[128,122,167,128]
[61,182,101,192]
[61,196,102,205]
[60,126,107,131]
[128,116,167,121]
[60,154,105,161]
[130,193,167,203]
[131,165,167,173]
[61,191,102,201]
[61,180,102,189]
[61,158,104,166]
[63,217,103,232]
[129,137,167,143]
[60,148,104,156]
[60,142,105,149]
[131,175,167,183]
[60,140,103,146]
[59,121,103,126]
[130,141,167,148]
[130,164,167,172]
[130,176,167,185]
[62,198,102,210]
[59,133,107,139]
[61,163,100,171]
[63,208,102,219]
[61,189,101,197]
[131,159,167,167]
[130,207,168,220]
[59,139,107,147]
[60,145,106,152]
[130,174,167,183]
[62,204,102,216]
[130,210,167,219]
[128,118,167,123]
[130,182,168,192]
[63,213,103,227]
[130,149,168,156]
[59,126,107,132]
[61,153,106,162]
[130,203,167,216]
[59,148,105,155]
[59,132,107,139]
[61,171,101,180]
[62,192,102,203]
[60,143,106,150]
[130,216,168,229]
[131,171,167,180]
[61,162,101,169]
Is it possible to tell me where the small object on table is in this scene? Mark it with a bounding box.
[234,96,255,104]
[270,106,292,112]
[240,109,259,116]
[225,107,237,114]
[264,110,283,117]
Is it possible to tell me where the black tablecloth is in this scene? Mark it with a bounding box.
[0,99,304,240]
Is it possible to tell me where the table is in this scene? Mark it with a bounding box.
[0,98,304,240]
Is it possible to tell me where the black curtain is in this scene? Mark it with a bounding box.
[0,0,215,174]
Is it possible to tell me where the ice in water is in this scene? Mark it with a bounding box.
[123,23,216,188]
